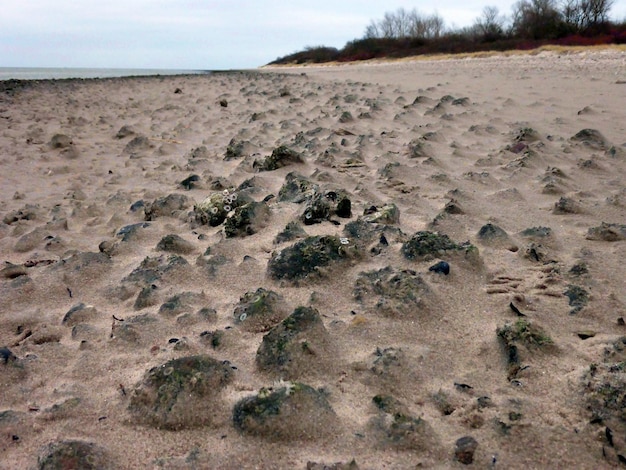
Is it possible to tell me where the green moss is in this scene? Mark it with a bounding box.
[497,319,553,347]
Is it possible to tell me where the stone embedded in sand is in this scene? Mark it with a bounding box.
[362,203,400,225]
[307,460,360,470]
[476,223,518,251]
[224,201,271,237]
[370,393,439,451]
[179,174,200,190]
[3,204,40,225]
[571,128,607,149]
[519,226,552,239]
[129,355,233,430]
[402,231,477,261]
[553,196,583,214]
[564,285,589,314]
[224,138,258,161]
[586,222,626,242]
[123,254,189,287]
[156,234,195,254]
[144,193,190,221]
[267,235,357,281]
[1,347,17,364]
[497,319,553,380]
[455,436,479,464]
[253,145,304,172]
[429,260,450,275]
[302,192,331,225]
[37,439,115,470]
[123,135,152,154]
[49,133,72,149]
[116,222,151,242]
[278,172,318,203]
[193,190,247,227]
[274,221,307,245]
[354,266,432,317]
[61,303,98,327]
[233,287,289,332]
[158,291,206,317]
[0,262,28,279]
[256,306,332,378]
[232,382,337,440]
[115,125,136,139]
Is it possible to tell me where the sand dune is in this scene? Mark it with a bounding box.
[1,49,626,468]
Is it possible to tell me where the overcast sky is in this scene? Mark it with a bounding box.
[2,1,625,70]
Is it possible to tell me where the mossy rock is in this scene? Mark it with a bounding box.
[402,231,477,261]
[233,287,289,332]
[144,193,190,221]
[274,221,307,245]
[224,201,270,238]
[497,319,553,380]
[302,192,331,225]
[129,355,233,429]
[354,266,432,317]
[233,382,337,440]
[267,235,357,281]
[253,145,304,172]
[38,440,115,470]
[563,285,589,314]
[256,306,332,378]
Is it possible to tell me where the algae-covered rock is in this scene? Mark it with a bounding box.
[497,319,553,380]
[564,284,589,314]
[267,235,357,281]
[144,193,190,221]
[354,266,432,317]
[402,231,477,261]
[38,440,115,470]
[253,145,304,171]
[224,201,270,237]
[256,306,332,378]
[129,355,233,429]
[362,203,400,225]
[278,172,318,203]
[233,287,289,332]
[233,382,337,440]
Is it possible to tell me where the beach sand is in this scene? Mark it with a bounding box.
[1,49,626,468]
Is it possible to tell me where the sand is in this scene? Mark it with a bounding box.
[1,48,626,469]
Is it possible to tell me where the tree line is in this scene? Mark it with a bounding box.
[270,0,624,64]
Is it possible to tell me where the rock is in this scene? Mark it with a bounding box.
[253,145,304,171]
[455,436,479,464]
[1,262,28,279]
[179,174,200,190]
[193,190,245,227]
[362,203,400,225]
[219,99,228,107]
[267,235,357,281]
[402,231,477,261]
[278,172,318,203]
[115,125,136,139]
[564,285,589,314]
[370,394,439,451]
[497,319,553,379]
[307,460,359,470]
[586,222,626,241]
[519,226,552,239]
[354,266,432,317]
[571,128,607,149]
[3,204,39,224]
[37,440,115,470]
[134,284,159,310]
[1,347,17,364]
[144,193,190,220]
[123,254,189,287]
[553,196,583,214]
[123,135,152,154]
[129,355,234,429]
[61,303,98,327]
[156,234,195,254]
[232,382,337,440]
[429,261,450,275]
[302,192,331,225]
[49,134,73,149]
[256,306,332,378]
[224,201,271,237]
[233,287,289,332]
[224,138,259,161]
[477,223,518,251]
[274,221,307,244]
[158,291,206,317]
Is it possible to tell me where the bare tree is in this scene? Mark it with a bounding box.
[560,0,614,31]
[362,8,445,40]
[512,0,563,39]
[474,6,507,39]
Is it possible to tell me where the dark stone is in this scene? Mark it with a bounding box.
[429,261,450,275]
[158,292,206,317]
[477,223,518,251]
[62,303,98,326]
[253,145,304,172]
[1,347,17,364]
[336,197,352,218]
[256,306,331,378]
[339,111,354,123]
[267,235,355,281]
[129,355,234,429]
[123,135,152,154]
[519,226,552,239]
[144,193,190,221]
[233,288,288,332]
[564,285,589,314]
[49,134,73,149]
[129,200,145,212]
[362,203,400,225]
[302,192,331,225]
[156,234,194,254]
[455,436,478,464]
[3,204,39,224]
[232,382,336,440]
[553,197,582,214]
[123,254,189,287]
[179,174,200,190]
[134,284,158,310]
[224,201,271,238]
[37,440,114,470]
[497,319,552,379]
[115,125,136,139]
[278,172,318,203]
[219,99,228,107]
[571,128,608,149]
[306,460,359,470]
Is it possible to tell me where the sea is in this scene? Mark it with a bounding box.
[0,67,210,81]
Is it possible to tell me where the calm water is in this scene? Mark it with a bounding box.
[0,67,210,81]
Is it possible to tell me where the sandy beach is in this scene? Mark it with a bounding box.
[1,48,626,469]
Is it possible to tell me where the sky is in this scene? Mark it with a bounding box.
[2,1,625,70]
